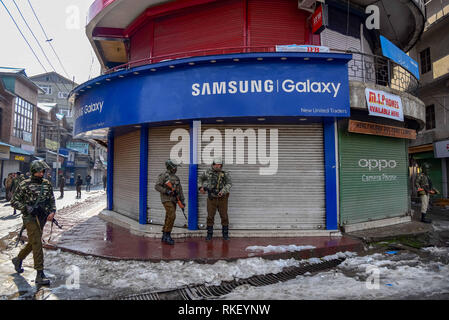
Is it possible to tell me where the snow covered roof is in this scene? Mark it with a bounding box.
[37,102,57,113]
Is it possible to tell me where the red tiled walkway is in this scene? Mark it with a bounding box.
[42,215,363,263]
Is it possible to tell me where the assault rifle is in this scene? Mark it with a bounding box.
[15,206,62,247]
[199,186,221,198]
[165,181,187,220]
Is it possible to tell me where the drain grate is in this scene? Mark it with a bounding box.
[118,257,345,300]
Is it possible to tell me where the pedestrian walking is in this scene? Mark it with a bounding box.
[75,175,83,199]
[10,160,56,285]
[199,156,232,240]
[415,163,436,223]
[86,174,92,192]
[58,175,65,199]
[5,173,14,201]
[154,159,185,245]
[102,173,107,191]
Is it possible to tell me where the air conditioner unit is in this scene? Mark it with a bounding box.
[298,0,324,13]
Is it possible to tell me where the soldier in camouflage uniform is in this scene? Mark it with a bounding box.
[415,163,433,224]
[199,156,232,240]
[11,160,56,285]
[154,159,185,245]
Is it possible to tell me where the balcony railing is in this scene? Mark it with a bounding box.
[104,46,419,95]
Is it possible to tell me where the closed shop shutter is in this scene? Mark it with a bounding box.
[338,121,409,225]
[198,124,325,229]
[147,126,189,227]
[113,130,140,221]
[129,20,153,66]
[248,0,308,47]
[153,0,244,61]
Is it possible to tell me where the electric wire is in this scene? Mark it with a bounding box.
[11,0,70,93]
[27,0,73,88]
[0,0,48,73]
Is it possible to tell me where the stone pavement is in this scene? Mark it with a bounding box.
[19,193,363,263]
[6,191,449,263]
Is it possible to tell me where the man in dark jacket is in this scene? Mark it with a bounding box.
[58,175,66,199]
[75,175,83,199]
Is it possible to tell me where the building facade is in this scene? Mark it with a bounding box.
[0,67,41,185]
[72,0,426,233]
[30,72,77,124]
[408,0,449,199]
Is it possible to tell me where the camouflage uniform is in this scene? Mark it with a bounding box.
[11,167,56,273]
[154,160,185,245]
[199,158,232,240]
[155,170,185,233]
[415,170,432,222]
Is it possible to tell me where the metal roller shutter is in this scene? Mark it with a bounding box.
[113,130,140,221]
[198,124,325,230]
[152,0,244,61]
[338,121,409,225]
[147,126,189,227]
[248,0,308,47]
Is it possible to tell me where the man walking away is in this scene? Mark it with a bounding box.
[102,173,107,191]
[75,175,83,199]
[85,174,92,192]
[58,175,65,199]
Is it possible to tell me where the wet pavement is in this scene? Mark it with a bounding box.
[21,193,364,263]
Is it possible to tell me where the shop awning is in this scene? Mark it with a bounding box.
[10,146,33,156]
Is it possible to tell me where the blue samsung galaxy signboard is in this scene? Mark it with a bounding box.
[380,36,420,80]
[73,53,351,135]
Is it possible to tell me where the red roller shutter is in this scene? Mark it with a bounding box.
[129,20,153,66]
[153,0,245,60]
[248,0,309,47]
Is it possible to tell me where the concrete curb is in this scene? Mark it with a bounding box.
[98,209,343,238]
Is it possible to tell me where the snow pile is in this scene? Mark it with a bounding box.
[38,250,302,299]
[246,245,316,254]
[222,251,449,300]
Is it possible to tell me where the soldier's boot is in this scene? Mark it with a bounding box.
[164,232,175,245]
[222,226,230,240]
[161,232,166,242]
[206,226,213,241]
[421,213,432,224]
[35,270,50,286]
[12,257,24,274]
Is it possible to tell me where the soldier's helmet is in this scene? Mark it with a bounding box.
[165,159,180,171]
[30,160,50,175]
[422,162,431,173]
[212,156,223,165]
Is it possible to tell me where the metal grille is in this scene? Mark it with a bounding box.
[118,257,346,300]
[113,130,140,221]
[147,126,190,227]
[197,124,325,230]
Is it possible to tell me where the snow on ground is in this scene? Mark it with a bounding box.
[221,249,449,300]
[246,245,316,254]
[0,248,303,299]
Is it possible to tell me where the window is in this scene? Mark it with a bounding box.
[13,97,34,141]
[39,84,52,95]
[60,108,72,117]
[420,48,431,74]
[425,104,436,130]
[58,92,69,99]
